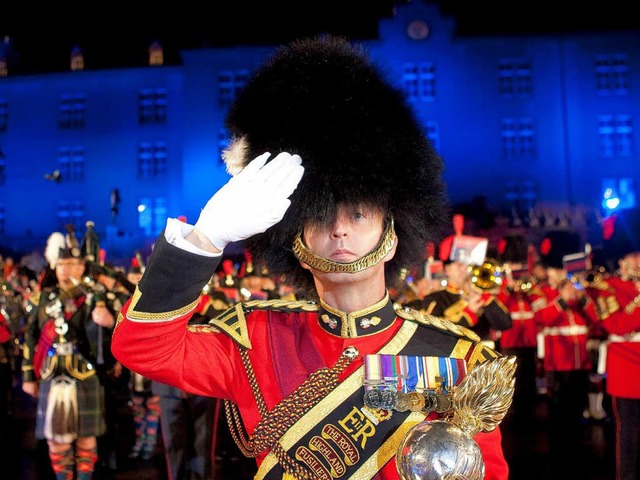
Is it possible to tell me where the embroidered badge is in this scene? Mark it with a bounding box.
[359,316,381,329]
[321,313,338,330]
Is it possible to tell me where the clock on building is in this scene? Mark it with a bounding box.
[406,20,430,40]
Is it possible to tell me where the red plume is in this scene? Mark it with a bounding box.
[131,257,140,268]
[439,236,453,262]
[540,238,552,256]
[99,248,107,266]
[602,214,616,241]
[222,259,234,275]
[497,238,507,255]
[452,214,464,236]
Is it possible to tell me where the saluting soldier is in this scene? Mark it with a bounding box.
[113,36,513,479]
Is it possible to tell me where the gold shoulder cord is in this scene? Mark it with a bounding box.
[225,346,357,479]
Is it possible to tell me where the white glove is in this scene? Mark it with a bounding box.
[194,151,304,250]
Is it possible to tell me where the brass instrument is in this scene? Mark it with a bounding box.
[567,266,608,290]
[505,265,534,293]
[513,277,534,293]
[581,266,607,286]
[468,258,504,293]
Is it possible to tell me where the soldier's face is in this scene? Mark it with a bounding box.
[300,203,393,284]
[546,267,567,289]
[56,258,84,287]
[302,204,385,265]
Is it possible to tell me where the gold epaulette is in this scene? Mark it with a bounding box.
[206,299,319,349]
[591,277,616,292]
[395,306,481,343]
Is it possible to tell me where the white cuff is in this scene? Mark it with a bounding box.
[164,218,222,257]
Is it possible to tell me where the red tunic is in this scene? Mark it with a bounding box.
[535,294,599,372]
[111,237,511,479]
[497,289,541,349]
[0,310,10,343]
[588,276,640,398]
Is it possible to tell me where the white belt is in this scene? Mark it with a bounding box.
[543,325,589,336]
[609,332,640,343]
[511,311,534,320]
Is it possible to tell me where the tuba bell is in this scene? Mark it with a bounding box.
[572,265,608,289]
[468,258,504,293]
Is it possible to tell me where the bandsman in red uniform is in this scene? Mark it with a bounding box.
[495,234,545,428]
[404,214,512,349]
[535,229,600,476]
[112,36,513,479]
[588,208,640,480]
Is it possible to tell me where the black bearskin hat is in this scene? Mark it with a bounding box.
[498,234,528,264]
[539,230,582,269]
[223,35,450,296]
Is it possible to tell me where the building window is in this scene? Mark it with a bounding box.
[501,118,536,158]
[0,99,7,132]
[138,88,168,124]
[137,142,168,178]
[148,41,163,66]
[138,196,167,236]
[218,70,250,107]
[498,58,532,98]
[598,114,633,157]
[503,179,539,214]
[57,146,85,182]
[402,62,435,101]
[595,53,628,96]
[425,121,440,151]
[57,200,85,230]
[59,94,86,129]
[70,46,84,71]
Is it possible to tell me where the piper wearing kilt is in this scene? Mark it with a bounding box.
[22,227,111,480]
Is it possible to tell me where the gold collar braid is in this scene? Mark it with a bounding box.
[292,219,396,274]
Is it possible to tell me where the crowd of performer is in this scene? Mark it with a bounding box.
[1,205,638,479]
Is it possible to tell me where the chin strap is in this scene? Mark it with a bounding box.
[292,219,396,274]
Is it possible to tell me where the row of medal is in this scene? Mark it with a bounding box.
[363,387,452,414]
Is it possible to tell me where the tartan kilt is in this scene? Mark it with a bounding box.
[35,373,106,439]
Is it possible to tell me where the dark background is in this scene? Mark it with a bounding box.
[2,0,639,75]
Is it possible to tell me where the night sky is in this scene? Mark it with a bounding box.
[1,0,638,75]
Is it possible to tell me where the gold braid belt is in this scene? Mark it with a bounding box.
[225,346,358,479]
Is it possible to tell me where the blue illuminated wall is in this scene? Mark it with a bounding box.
[0,1,638,262]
